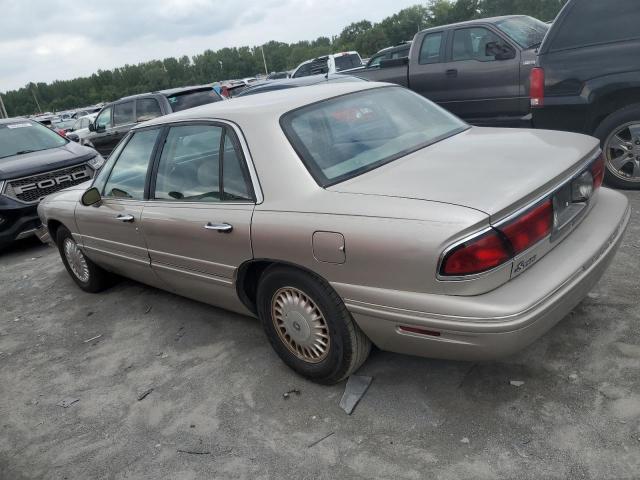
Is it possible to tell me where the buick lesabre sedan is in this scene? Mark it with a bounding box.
[36,83,630,384]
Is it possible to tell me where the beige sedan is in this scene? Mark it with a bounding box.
[37,82,630,384]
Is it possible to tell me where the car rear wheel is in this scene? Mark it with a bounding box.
[56,226,113,293]
[595,103,640,189]
[256,266,371,384]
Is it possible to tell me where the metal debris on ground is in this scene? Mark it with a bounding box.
[174,326,185,341]
[339,375,372,415]
[510,380,525,387]
[144,306,152,314]
[177,448,211,455]
[568,373,579,382]
[282,388,301,399]
[137,388,154,401]
[83,334,102,343]
[307,431,335,448]
[57,398,79,408]
[460,437,470,444]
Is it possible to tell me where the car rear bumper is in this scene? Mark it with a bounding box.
[334,188,630,361]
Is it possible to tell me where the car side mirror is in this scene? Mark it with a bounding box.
[81,187,101,206]
[67,133,80,143]
[88,122,96,132]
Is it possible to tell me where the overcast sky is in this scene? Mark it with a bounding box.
[0,0,419,92]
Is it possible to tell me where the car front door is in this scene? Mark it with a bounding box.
[439,26,520,122]
[75,127,165,289]
[109,100,136,151]
[89,106,113,156]
[141,122,256,314]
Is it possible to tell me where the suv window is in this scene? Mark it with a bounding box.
[334,54,362,71]
[136,98,162,122]
[293,62,312,78]
[154,124,252,202]
[550,0,640,51]
[452,27,504,62]
[368,53,386,68]
[113,101,135,126]
[102,129,160,200]
[419,32,444,64]
[166,89,222,113]
[95,107,112,129]
[391,46,410,59]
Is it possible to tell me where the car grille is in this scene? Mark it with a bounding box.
[3,164,94,204]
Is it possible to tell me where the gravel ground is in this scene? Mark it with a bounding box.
[1,191,639,480]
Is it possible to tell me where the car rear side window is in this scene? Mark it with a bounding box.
[334,54,362,71]
[136,98,162,122]
[153,124,253,202]
[167,89,222,113]
[281,87,467,187]
[102,129,160,200]
[419,32,443,64]
[549,0,640,51]
[113,101,135,126]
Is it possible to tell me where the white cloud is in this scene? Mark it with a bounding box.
[0,0,418,91]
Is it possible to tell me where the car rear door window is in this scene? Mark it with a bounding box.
[113,101,135,126]
[452,27,504,62]
[550,0,640,51]
[102,128,160,200]
[136,98,163,122]
[419,32,444,64]
[153,124,253,202]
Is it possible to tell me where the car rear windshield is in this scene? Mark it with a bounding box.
[167,89,222,113]
[0,121,67,160]
[334,54,362,71]
[281,87,467,187]
[495,16,549,49]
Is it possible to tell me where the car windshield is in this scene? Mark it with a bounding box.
[167,89,222,112]
[334,54,363,71]
[0,121,67,160]
[281,87,467,186]
[495,16,549,48]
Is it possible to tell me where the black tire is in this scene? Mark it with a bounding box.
[593,103,640,190]
[256,266,371,385]
[56,226,113,293]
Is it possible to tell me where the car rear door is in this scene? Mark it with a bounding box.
[75,127,165,288]
[141,122,257,314]
[439,25,521,122]
[407,30,450,104]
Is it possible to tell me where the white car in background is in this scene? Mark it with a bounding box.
[66,113,98,145]
[291,51,363,78]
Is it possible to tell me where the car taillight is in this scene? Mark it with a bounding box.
[440,200,553,277]
[500,200,553,255]
[530,67,545,107]
[440,230,511,276]
[591,154,605,189]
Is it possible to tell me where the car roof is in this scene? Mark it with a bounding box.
[419,14,525,33]
[117,85,214,102]
[235,73,365,96]
[137,81,389,128]
[0,117,29,125]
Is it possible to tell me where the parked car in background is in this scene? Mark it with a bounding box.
[531,0,640,189]
[36,82,628,384]
[0,118,104,248]
[267,71,290,80]
[234,73,365,97]
[86,85,223,157]
[352,15,549,126]
[72,106,102,119]
[365,41,412,68]
[66,113,98,145]
[291,52,363,78]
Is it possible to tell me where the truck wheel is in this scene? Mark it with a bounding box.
[594,103,640,189]
[56,226,113,293]
[256,266,371,385]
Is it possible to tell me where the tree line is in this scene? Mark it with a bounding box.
[2,0,566,116]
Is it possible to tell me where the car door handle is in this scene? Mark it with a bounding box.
[116,214,135,223]
[446,69,458,77]
[204,222,233,233]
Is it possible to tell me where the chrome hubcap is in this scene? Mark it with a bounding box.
[605,122,640,182]
[271,287,330,363]
[63,238,89,283]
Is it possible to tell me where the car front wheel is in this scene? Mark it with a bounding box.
[257,266,371,384]
[595,103,640,189]
[56,226,113,293]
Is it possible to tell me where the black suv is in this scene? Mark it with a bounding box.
[0,118,104,248]
[86,85,223,157]
[365,41,412,68]
[531,0,640,189]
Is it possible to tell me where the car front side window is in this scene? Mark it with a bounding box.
[102,128,160,200]
[96,107,112,129]
[153,124,253,203]
[452,27,506,62]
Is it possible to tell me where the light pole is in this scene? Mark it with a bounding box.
[0,93,8,119]
[261,46,269,76]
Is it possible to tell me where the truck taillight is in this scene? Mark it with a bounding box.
[530,67,545,107]
[591,154,605,189]
[440,200,553,277]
